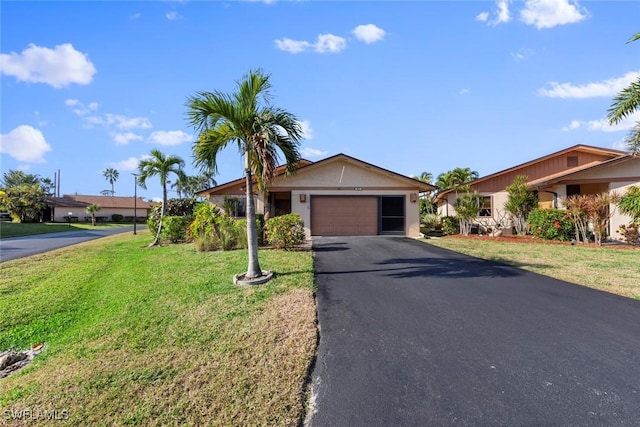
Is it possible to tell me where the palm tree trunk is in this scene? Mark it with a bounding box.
[245,153,262,278]
[150,185,167,246]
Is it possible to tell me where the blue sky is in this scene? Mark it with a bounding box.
[1,1,639,201]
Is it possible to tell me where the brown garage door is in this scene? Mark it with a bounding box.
[311,196,378,236]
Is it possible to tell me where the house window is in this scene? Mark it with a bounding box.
[478,196,492,217]
[566,184,580,197]
[567,156,579,167]
[224,196,246,217]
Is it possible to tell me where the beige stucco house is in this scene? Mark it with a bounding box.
[46,195,155,222]
[197,154,435,238]
[437,145,640,240]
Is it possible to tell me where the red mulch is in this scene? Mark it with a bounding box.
[443,234,639,250]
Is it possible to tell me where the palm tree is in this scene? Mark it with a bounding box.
[186,69,303,280]
[86,203,101,226]
[450,167,479,186]
[608,32,640,156]
[417,171,433,184]
[103,168,119,196]
[137,149,186,245]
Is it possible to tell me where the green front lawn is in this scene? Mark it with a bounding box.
[0,222,137,239]
[424,236,640,299]
[0,231,317,425]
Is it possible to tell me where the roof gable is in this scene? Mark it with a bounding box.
[438,145,627,197]
[199,154,434,195]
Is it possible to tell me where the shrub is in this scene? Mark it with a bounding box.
[265,213,305,250]
[504,175,538,235]
[194,232,221,252]
[111,214,123,222]
[234,219,249,250]
[453,187,481,235]
[255,213,264,246]
[421,214,440,231]
[618,224,640,246]
[165,198,197,217]
[188,203,222,239]
[618,185,640,225]
[441,216,459,235]
[527,208,573,241]
[162,216,191,243]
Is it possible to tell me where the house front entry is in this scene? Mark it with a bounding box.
[267,192,292,218]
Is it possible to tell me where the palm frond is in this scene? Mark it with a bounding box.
[627,32,640,44]
[607,77,640,124]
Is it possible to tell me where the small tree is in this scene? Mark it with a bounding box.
[504,175,538,235]
[86,204,101,226]
[453,186,481,235]
[618,185,640,224]
[564,192,621,245]
[564,195,591,243]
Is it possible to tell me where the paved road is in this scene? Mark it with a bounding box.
[310,237,640,426]
[0,226,144,262]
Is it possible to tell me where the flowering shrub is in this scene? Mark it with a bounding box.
[265,213,305,250]
[440,216,459,236]
[527,208,574,241]
[618,224,640,246]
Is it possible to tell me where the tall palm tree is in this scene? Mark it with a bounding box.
[417,171,433,184]
[137,149,186,245]
[608,32,640,156]
[103,168,119,196]
[186,69,303,280]
[450,167,479,187]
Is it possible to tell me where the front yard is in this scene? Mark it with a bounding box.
[424,236,640,299]
[0,231,316,425]
[0,222,137,239]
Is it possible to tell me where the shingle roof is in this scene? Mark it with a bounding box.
[47,195,156,209]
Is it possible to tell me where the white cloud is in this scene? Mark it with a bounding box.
[0,125,52,163]
[459,88,470,95]
[300,147,327,158]
[274,38,312,54]
[17,164,31,171]
[315,34,347,53]
[65,98,99,116]
[563,111,640,133]
[494,0,512,25]
[510,48,534,60]
[147,130,192,146]
[520,0,588,29]
[275,33,347,54]
[111,132,143,145]
[352,24,386,44]
[108,155,152,172]
[166,11,182,20]
[476,11,490,22]
[538,71,639,98]
[298,120,314,139]
[0,43,96,88]
[85,113,152,130]
[130,12,141,20]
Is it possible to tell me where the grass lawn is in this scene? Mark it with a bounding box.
[0,231,316,426]
[424,236,640,299]
[0,222,137,239]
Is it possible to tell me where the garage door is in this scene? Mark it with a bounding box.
[311,196,378,236]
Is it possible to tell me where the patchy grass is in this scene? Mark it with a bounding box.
[0,222,136,239]
[423,236,640,299]
[0,231,316,426]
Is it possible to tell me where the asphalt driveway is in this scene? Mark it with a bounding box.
[309,237,640,426]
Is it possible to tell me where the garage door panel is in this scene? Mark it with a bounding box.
[311,197,378,236]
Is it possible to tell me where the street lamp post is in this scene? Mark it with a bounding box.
[68,212,72,230]
[132,173,139,235]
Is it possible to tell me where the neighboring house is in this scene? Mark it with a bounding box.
[197,154,436,238]
[437,144,640,239]
[46,195,155,222]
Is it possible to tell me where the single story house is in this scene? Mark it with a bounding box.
[46,195,155,222]
[436,144,640,239]
[197,153,436,238]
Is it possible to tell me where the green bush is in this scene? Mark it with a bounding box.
[421,213,440,231]
[265,213,306,250]
[188,203,221,239]
[440,216,459,235]
[161,216,191,243]
[111,214,123,222]
[255,213,264,246]
[527,208,574,241]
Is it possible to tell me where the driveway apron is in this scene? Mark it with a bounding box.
[310,237,640,426]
